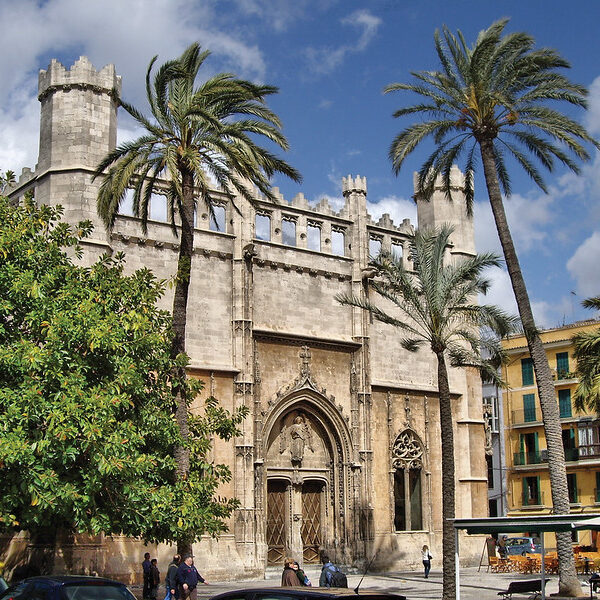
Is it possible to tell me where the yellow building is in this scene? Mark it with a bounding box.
[502,319,600,549]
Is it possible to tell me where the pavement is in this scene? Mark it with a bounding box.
[131,566,599,600]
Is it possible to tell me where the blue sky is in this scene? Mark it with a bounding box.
[1,0,599,327]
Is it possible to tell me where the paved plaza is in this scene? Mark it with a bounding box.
[131,566,597,600]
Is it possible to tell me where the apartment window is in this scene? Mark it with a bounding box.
[369,236,382,258]
[209,203,226,232]
[331,228,345,256]
[522,476,541,506]
[559,388,572,418]
[578,422,600,457]
[519,432,539,465]
[562,428,577,461]
[486,455,494,489]
[523,393,536,422]
[307,223,321,251]
[567,473,578,503]
[255,213,271,241]
[557,352,570,379]
[282,218,296,246]
[521,358,534,386]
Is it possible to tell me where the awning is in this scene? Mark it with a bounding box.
[453,513,600,534]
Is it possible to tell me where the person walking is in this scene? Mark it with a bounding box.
[165,554,181,600]
[422,545,432,578]
[281,557,302,587]
[176,554,208,600]
[142,552,151,600]
[149,558,160,599]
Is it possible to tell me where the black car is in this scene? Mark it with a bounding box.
[209,588,407,600]
[0,575,136,599]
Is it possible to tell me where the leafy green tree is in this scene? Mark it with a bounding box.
[94,46,300,545]
[573,297,600,411]
[338,225,514,600]
[384,20,599,595]
[0,195,246,571]
[0,170,15,194]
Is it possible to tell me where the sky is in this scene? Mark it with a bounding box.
[1,0,599,328]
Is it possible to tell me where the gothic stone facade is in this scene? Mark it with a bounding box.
[6,57,488,582]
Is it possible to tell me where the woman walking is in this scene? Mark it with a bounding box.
[422,545,432,578]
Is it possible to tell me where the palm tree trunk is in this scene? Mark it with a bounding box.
[172,166,196,557]
[479,140,581,596]
[436,350,456,600]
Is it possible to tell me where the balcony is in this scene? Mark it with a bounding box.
[511,408,578,425]
[564,447,580,461]
[579,445,600,459]
[514,451,546,466]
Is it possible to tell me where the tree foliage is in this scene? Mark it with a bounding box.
[0,195,246,544]
[573,297,600,412]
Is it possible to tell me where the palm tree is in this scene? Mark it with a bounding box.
[384,20,599,595]
[338,225,515,600]
[573,297,600,411]
[94,43,300,550]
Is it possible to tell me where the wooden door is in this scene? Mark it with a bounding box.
[301,480,323,563]
[267,480,288,565]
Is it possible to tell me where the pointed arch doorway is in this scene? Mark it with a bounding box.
[264,403,340,565]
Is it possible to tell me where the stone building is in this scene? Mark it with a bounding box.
[5,57,488,582]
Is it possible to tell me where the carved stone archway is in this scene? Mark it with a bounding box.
[261,390,354,565]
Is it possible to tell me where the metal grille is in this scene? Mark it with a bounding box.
[267,480,287,565]
[302,481,323,563]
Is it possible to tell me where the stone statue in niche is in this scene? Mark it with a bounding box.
[280,414,313,463]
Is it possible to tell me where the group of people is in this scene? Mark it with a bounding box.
[142,552,208,600]
[281,554,349,588]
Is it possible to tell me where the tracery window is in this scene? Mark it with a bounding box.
[392,429,424,531]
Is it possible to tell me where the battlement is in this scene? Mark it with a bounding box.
[413,164,466,195]
[342,174,367,196]
[38,57,121,100]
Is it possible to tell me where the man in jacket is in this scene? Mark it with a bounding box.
[165,554,181,599]
[319,555,335,587]
[176,554,208,600]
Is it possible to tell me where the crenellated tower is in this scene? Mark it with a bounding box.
[30,57,121,248]
[415,164,475,259]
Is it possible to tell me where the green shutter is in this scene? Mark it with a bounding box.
[536,476,541,505]
[521,358,534,386]
[523,394,536,422]
[522,477,528,506]
[557,352,570,379]
[559,389,572,418]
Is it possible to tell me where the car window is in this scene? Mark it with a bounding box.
[255,594,301,600]
[61,584,136,600]
[0,582,35,599]
[28,581,55,600]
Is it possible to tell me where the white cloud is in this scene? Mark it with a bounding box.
[0,0,269,175]
[473,192,554,256]
[567,231,600,298]
[585,75,600,137]
[305,9,382,74]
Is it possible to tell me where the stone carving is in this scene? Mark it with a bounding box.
[392,429,423,470]
[483,401,493,456]
[280,414,313,462]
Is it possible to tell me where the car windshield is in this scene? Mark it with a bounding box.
[61,583,136,600]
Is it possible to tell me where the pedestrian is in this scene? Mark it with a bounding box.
[497,536,508,559]
[165,554,181,600]
[142,552,152,600]
[421,545,432,578]
[281,557,302,587]
[319,554,347,588]
[293,561,311,586]
[176,554,208,600]
[149,558,160,599]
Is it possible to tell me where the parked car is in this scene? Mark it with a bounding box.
[505,536,541,555]
[209,588,407,600]
[0,575,136,599]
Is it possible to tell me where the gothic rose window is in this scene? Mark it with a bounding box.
[392,429,424,531]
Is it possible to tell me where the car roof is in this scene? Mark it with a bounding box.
[210,588,406,600]
[10,575,128,585]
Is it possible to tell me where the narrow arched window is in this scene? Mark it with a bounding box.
[392,429,424,531]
